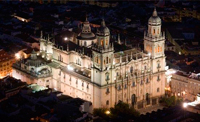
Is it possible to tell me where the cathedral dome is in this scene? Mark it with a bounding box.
[77,18,96,40]
[78,32,95,39]
[148,8,161,25]
[97,19,110,36]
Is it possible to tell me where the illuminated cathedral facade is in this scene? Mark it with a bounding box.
[13,8,166,109]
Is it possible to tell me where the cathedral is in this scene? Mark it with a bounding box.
[12,8,166,109]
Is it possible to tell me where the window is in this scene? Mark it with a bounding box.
[82,82,84,87]
[141,80,143,85]
[118,85,121,90]
[132,82,135,87]
[157,75,160,81]
[104,60,106,65]
[106,88,109,93]
[101,39,103,46]
[69,76,71,81]
[106,100,109,105]
[109,58,111,63]
[124,84,127,89]
[153,29,155,34]
[76,79,78,84]
[106,72,109,81]
[106,57,108,63]
[157,88,160,92]
[157,63,160,68]
[146,78,149,83]
[157,29,159,34]
[116,72,119,76]
[130,66,133,73]
[106,40,108,45]
[87,84,89,89]
[96,57,98,63]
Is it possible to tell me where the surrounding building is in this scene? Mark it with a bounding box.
[13,8,166,109]
[0,76,26,102]
[167,69,200,102]
[0,49,15,79]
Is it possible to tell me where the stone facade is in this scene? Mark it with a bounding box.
[13,9,166,109]
[167,69,200,101]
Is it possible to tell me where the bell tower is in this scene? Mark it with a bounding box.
[91,19,114,86]
[91,19,115,108]
[144,8,165,58]
[144,8,166,100]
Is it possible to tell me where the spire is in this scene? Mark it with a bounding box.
[85,13,88,22]
[40,31,43,39]
[47,34,49,42]
[153,7,157,17]
[101,19,106,27]
[67,43,69,51]
[31,49,37,60]
[118,34,121,45]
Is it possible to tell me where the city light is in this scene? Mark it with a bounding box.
[183,102,188,108]
[67,65,74,71]
[105,110,110,115]
[183,91,186,95]
[166,69,176,75]
[15,53,20,59]
[148,52,151,56]
[64,37,68,41]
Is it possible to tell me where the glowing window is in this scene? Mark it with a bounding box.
[106,40,108,45]
[106,57,108,63]
[101,39,103,46]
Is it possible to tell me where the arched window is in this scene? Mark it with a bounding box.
[131,94,136,105]
[106,100,109,105]
[158,45,160,52]
[106,57,108,63]
[101,39,103,46]
[130,66,133,73]
[153,29,155,34]
[157,88,160,92]
[96,57,98,63]
[105,72,109,81]
[106,88,109,93]
[106,40,108,45]
[98,58,100,64]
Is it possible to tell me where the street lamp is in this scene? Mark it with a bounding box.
[15,53,21,60]
[64,37,68,41]
[105,110,110,115]
[148,52,151,56]
[67,65,74,71]
[183,102,188,119]
[183,102,188,108]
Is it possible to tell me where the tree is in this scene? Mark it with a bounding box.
[93,101,140,121]
[161,96,183,107]
[110,101,140,121]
